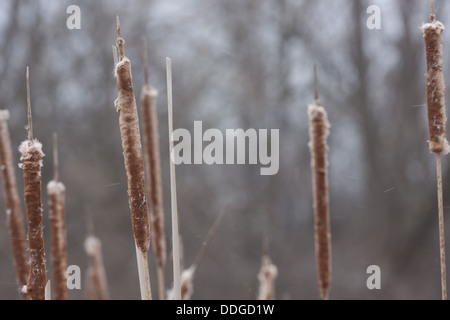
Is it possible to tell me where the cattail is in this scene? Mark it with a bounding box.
[0,110,29,298]
[308,65,331,300]
[113,15,152,300]
[257,255,278,300]
[141,36,166,300]
[47,133,67,300]
[423,0,448,300]
[84,235,109,300]
[20,67,46,300]
[423,6,450,154]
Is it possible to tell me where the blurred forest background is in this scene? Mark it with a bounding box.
[0,0,449,300]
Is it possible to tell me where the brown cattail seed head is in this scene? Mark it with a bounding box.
[19,139,46,300]
[115,57,151,253]
[423,20,450,154]
[308,100,331,300]
[141,85,166,267]
[0,110,28,297]
[47,180,67,300]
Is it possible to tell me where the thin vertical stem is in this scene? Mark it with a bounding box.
[313,64,319,102]
[166,57,181,300]
[431,0,436,22]
[135,244,151,300]
[192,207,227,269]
[26,67,33,141]
[112,45,118,66]
[142,36,149,86]
[53,133,59,182]
[116,15,124,61]
[45,280,51,300]
[436,153,447,300]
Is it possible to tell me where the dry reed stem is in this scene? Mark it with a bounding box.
[141,37,166,300]
[45,280,51,300]
[308,68,331,300]
[436,153,447,300]
[20,67,46,300]
[47,134,67,300]
[84,235,109,300]
[0,110,28,298]
[167,57,181,300]
[257,255,278,300]
[431,0,435,23]
[192,207,227,269]
[135,244,151,299]
[112,45,118,66]
[114,15,151,299]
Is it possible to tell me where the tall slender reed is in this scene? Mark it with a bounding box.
[47,133,68,300]
[423,0,448,300]
[84,234,109,300]
[141,37,167,300]
[308,65,331,300]
[0,110,28,298]
[20,67,46,300]
[166,57,181,300]
[113,15,152,300]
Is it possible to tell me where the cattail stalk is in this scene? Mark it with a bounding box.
[166,57,181,300]
[308,66,331,300]
[0,110,28,298]
[257,255,278,300]
[47,133,68,300]
[45,280,51,300]
[141,37,166,300]
[423,1,448,300]
[84,235,109,300]
[113,15,152,300]
[20,67,46,300]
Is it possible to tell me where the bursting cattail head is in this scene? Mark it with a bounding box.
[180,266,195,300]
[257,255,278,300]
[423,17,450,154]
[167,266,195,300]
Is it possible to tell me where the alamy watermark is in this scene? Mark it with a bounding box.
[367,5,381,30]
[66,5,81,30]
[366,265,381,290]
[171,121,279,176]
